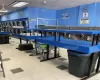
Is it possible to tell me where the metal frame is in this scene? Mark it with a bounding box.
[39,30,60,62]
[36,17,58,29]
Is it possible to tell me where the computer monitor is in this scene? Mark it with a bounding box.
[22,20,26,28]
[13,21,15,26]
[1,22,3,28]
[5,22,7,27]
[17,21,22,26]
[3,22,5,27]
[10,22,13,27]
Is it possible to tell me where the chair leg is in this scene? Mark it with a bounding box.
[1,63,5,77]
[0,54,5,78]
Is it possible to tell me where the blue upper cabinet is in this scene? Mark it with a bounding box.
[78,3,96,27]
[56,7,79,26]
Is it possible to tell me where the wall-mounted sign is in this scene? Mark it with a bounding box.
[80,18,90,24]
[82,7,88,13]
[83,12,88,18]
[62,12,69,19]
[82,6,89,18]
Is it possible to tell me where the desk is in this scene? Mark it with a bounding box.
[37,38,100,54]
[13,34,58,58]
[35,29,100,45]
[36,29,100,79]
[13,30,100,79]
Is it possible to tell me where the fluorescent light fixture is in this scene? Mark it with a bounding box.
[0,4,8,13]
[13,2,28,7]
[0,9,8,12]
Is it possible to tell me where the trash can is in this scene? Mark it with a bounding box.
[68,50,98,78]
[1,35,5,44]
[18,44,33,51]
[4,35,9,44]
[0,35,2,44]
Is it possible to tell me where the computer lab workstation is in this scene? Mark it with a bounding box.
[1,0,100,80]
[0,17,100,80]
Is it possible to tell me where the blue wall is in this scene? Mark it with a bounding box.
[56,3,100,27]
[26,7,38,29]
[1,2,100,27]
[1,7,28,21]
[94,3,100,27]
[56,7,79,26]
[0,7,56,29]
[26,7,56,29]
[38,8,56,26]
[78,3,96,26]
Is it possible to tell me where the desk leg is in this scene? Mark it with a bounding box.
[54,46,60,58]
[26,40,28,44]
[92,34,95,46]
[35,40,38,55]
[96,34,99,45]
[58,33,61,42]
[54,46,57,58]
[46,44,49,60]
[20,38,22,44]
[40,44,49,62]
[30,31,31,36]
[30,39,37,56]
[41,32,43,38]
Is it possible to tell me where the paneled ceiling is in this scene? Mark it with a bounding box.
[0,0,99,14]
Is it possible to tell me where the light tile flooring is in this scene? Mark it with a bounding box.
[0,38,100,80]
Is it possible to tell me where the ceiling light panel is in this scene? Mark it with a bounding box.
[13,2,28,7]
[0,4,8,13]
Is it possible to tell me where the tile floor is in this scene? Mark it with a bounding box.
[0,38,100,80]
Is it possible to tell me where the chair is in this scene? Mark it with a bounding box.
[0,52,5,77]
